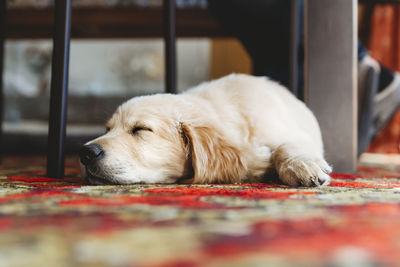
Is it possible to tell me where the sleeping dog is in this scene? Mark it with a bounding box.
[80,74,332,186]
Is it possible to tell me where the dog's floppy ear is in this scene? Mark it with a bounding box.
[181,123,247,183]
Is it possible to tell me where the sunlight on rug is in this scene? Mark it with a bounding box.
[0,154,400,266]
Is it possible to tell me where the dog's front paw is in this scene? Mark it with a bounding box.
[277,157,332,187]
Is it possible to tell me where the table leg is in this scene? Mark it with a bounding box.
[304,0,357,172]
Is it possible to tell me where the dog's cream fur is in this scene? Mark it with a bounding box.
[82,74,332,186]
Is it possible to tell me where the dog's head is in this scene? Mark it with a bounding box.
[80,94,246,185]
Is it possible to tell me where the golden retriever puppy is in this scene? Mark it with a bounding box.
[80,74,332,186]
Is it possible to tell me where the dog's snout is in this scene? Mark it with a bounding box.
[79,144,104,165]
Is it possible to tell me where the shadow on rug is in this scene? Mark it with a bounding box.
[1,155,400,266]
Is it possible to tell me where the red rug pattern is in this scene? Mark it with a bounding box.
[1,156,400,266]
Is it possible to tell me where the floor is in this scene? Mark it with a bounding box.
[1,154,400,266]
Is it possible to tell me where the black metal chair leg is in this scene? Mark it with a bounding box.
[163,0,177,94]
[0,1,7,162]
[289,0,301,99]
[47,0,72,178]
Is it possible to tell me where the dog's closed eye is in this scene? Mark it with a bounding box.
[131,126,152,135]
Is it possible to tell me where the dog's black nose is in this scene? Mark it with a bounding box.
[79,144,104,165]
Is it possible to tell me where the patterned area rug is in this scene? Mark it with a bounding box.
[1,155,400,266]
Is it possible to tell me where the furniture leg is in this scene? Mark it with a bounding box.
[289,0,301,99]
[0,1,6,162]
[304,0,357,172]
[47,0,72,178]
[163,0,177,94]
